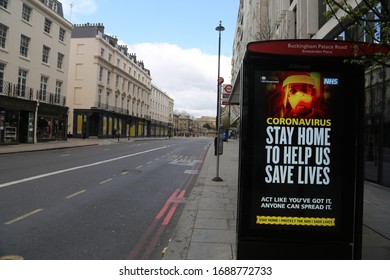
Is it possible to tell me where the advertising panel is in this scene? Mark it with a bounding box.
[252,70,344,232]
[236,40,373,259]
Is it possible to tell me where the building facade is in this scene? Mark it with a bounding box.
[176,114,194,137]
[67,23,153,139]
[193,116,216,136]
[231,0,390,187]
[0,0,72,144]
[150,84,174,137]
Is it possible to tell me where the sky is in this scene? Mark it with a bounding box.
[60,0,239,118]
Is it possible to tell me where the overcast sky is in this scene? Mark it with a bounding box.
[61,0,238,118]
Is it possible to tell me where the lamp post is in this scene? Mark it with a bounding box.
[212,21,225,182]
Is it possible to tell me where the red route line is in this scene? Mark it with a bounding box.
[163,189,186,225]
[156,188,181,220]
[140,148,208,259]
[126,187,180,260]
[126,143,210,260]
[141,189,186,259]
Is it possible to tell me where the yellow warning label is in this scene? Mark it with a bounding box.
[256,216,335,227]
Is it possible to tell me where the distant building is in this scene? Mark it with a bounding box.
[150,84,174,137]
[0,0,72,144]
[67,23,152,138]
[177,114,194,137]
[193,116,216,136]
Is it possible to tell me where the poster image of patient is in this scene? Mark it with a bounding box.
[260,72,337,119]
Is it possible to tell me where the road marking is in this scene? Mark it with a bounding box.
[0,146,168,189]
[127,188,181,259]
[146,161,152,165]
[60,154,71,157]
[184,170,199,174]
[99,178,112,185]
[121,171,128,175]
[136,165,143,169]
[0,255,24,260]
[65,189,86,199]
[162,190,186,225]
[5,208,44,225]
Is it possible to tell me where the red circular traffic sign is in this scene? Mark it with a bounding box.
[224,84,232,93]
[218,77,224,85]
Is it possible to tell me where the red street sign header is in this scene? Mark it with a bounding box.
[247,40,389,57]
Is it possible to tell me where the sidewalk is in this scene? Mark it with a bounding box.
[164,139,239,260]
[0,137,164,154]
[164,139,390,260]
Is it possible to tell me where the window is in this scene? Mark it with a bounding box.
[55,80,62,104]
[106,91,110,110]
[39,76,48,101]
[115,75,120,87]
[20,35,30,57]
[59,28,65,42]
[44,18,52,34]
[100,47,105,57]
[107,71,111,85]
[42,0,58,12]
[98,88,102,107]
[57,53,64,69]
[99,66,103,82]
[17,69,28,97]
[0,63,4,93]
[0,23,7,49]
[22,4,32,22]
[108,53,112,62]
[0,0,8,9]
[42,45,50,63]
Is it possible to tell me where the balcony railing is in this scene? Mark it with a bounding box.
[93,102,129,115]
[0,80,66,106]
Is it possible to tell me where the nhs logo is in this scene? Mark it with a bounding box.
[324,78,339,85]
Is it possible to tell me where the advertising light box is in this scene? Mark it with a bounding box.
[235,40,379,259]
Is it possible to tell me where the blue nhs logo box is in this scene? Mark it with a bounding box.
[324,78,339,85]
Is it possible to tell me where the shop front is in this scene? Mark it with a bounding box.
[0,95,36,144]
[73,109,149,139]
[37,103,68,142]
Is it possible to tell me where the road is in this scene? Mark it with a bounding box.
[0,137,212,260]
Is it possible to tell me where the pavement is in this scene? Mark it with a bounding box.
[0,137,389,260]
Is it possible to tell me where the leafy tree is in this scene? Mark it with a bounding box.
[324,0,390,68]
[203,123,213,130]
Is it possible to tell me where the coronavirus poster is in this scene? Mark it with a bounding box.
[236,40,375,259]
[254,71,341,231]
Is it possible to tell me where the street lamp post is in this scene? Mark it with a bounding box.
[212,21,225,182]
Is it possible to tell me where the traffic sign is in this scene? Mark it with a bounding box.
[223,84,232,94]
[218,77,224,85]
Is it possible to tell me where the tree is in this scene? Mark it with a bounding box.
[203,123,213,130]
[325,0,390,68]
[325,1,390,185]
